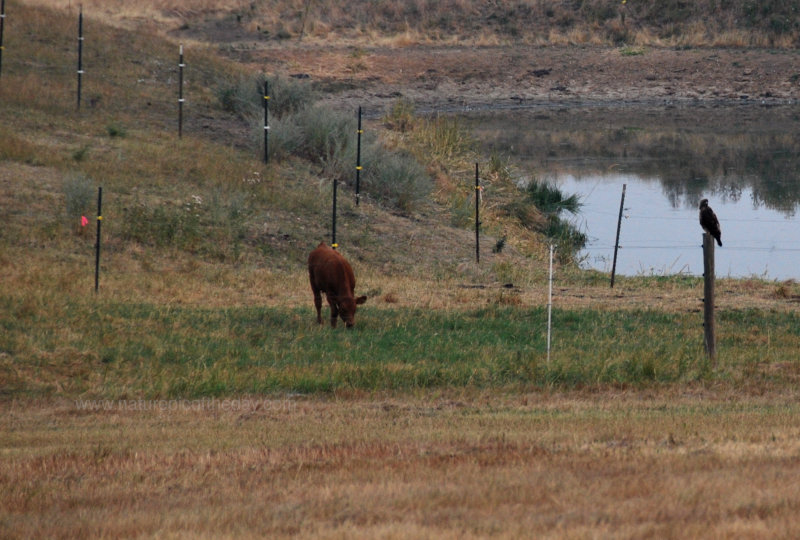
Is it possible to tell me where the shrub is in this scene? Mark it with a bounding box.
[218,73,317,120]
[63,173,95,224]
[362,146,431,213]
[294,105,356,177]
[449,192,475,228]
[263,113,305,161]
[106,124,127,138]
[266,104,433,212]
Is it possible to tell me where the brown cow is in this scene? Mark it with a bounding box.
[307,242,367,328]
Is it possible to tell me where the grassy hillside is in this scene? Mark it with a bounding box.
[0,1,544,281]
[3,1,800,399]
[0,2,548,332]
[21,0,800,48]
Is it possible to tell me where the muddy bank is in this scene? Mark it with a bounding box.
[227,44,800,114]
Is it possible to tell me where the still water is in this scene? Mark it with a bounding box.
[464,105,800,280]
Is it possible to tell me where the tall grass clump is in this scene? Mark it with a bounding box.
[526,181,581,214]
[504,180,586,262]
[411,114,475,169]
[383,98,416,133]
[528,181,586,262]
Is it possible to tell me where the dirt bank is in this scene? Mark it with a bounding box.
[221,42,800,114]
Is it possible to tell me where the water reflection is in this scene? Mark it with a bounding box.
[464,105,800,279]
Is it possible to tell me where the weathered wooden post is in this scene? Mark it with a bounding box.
[610,183,626,288]
[703,232,716,364]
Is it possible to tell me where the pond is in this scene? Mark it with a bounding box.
[464,105,800,280]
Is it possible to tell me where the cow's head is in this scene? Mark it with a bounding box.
[339,295,367,328]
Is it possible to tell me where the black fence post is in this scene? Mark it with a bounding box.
[610,183,626,288]
[76,6,83,110]
[331,177,337,249]
[475,162,480,263]
[94,187,102,293]
[264,80,269,163]
[355,106,363,205]
[178,44,184,138]
[0,0,6,78]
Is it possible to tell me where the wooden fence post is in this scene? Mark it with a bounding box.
[703,232,716,364]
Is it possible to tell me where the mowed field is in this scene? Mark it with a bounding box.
[3,1,800,538]
[4,392,800,538]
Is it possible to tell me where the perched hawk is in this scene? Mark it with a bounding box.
[699,199,722,247]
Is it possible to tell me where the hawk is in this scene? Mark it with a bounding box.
[698,199,722,247]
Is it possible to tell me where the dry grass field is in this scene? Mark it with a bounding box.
[4,391,800,538]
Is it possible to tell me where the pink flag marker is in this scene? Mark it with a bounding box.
[81,215,89,227]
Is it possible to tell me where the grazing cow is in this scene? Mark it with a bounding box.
[307,242,367,328]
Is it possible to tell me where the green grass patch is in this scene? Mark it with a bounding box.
[4,296,799,399]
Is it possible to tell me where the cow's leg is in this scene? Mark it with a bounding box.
[311,285,323,325]
[328,298,339,328]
